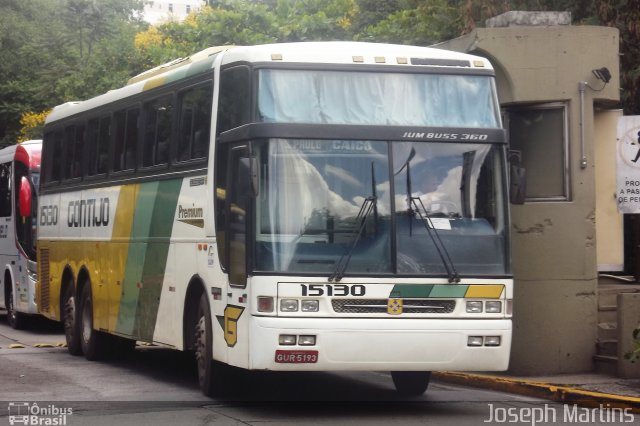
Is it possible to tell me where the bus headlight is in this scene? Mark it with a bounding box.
[485,301,502,313]
[484,336,501,346]
[301,300,319,312]
[466,301,483,313]
[279,335,297,345]
[298,335,316,346]
[280,299,299,312]
[468,336,483,346]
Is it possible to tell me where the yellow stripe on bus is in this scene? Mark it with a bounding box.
[107,184,139,333]
[465,285,504,299]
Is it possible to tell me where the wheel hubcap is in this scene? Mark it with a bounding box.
[82,300,92,343]
[64,296,75,336]
[195,316,206,381]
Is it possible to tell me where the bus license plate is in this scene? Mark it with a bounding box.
[275,350,318,364]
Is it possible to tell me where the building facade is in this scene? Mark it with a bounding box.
[143,0,205,25]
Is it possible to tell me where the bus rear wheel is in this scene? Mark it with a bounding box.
[62,284,82,356]
[6,284,25,330]
[194,293,226,397]
[79,283,108,361]
[391,371,431,396]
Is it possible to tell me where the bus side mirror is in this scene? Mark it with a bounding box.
[19,176,32,218]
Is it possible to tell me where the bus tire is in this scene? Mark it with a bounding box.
[6,283,25,330]
[79,282,108,361]
[391,371,431,396]
[194,292,225,397]
[62,283,82,356]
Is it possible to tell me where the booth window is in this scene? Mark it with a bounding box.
[505,103,570,201]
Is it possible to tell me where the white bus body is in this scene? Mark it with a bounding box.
[39,43,512,396]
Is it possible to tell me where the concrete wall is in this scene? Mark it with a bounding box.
[438,23,620,374]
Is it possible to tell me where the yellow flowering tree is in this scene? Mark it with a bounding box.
[18,110,51,143]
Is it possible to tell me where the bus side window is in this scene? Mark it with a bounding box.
[218,66,251,134]
[86,118,99,176]
[87,117,110,177]
[143,94,172,167]
[113,108,139,172]
[226,145,251,287]
[97,116,110,174]
[215,143,229,270]
[177,82,212,162]
[0,162,11,217]
[51,130,64,183]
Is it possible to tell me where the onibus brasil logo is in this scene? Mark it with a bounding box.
[7,402,72,425]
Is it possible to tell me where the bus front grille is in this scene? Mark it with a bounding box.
[331,299,456,314]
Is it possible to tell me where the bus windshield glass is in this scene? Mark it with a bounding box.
[258,69,500,128]
[254,139,508,276]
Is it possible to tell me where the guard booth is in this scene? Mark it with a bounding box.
[438,11,622,375]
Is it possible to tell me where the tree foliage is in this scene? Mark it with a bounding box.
[0,0,146,147]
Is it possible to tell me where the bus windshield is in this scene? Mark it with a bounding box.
[254,139,508,277]
[257,69,500,128]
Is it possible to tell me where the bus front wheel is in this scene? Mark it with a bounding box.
[194,293,226,397]
[391,371,431,396]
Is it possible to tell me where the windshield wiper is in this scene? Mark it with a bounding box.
[394,147,459,283]
[328,196,377,282]
[411,197,460,283]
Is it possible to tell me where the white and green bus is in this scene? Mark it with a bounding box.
[0,140,41,329]
[38,42,512,396]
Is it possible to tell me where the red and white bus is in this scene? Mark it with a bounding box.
[0,140,41,328]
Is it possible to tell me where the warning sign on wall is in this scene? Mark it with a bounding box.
[617,116,640,213]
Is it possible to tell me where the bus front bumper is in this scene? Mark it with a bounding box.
[248,317,511,371]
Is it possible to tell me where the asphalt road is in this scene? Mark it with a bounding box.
[0,311,632,426]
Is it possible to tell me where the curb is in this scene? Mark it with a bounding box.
[433,372,640,413]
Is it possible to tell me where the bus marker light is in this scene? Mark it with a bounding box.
[280,299,299,312]
[257,296,274,312]
[301,300,319,312]
[468,336,483,347]
[298,335,316,346]
[484,336,501,346]
[485,301,502,313]
[506,299,513,316]
[275,350,318,363]
[279,335,296,345]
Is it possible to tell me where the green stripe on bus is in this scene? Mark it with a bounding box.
[134,179,182,341]
[116,182,160,336]
[117,180,182,340]
[389,284,434,298]
[428,285,469,298]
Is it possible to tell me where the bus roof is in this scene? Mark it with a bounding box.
[46,42,494,124]
[0,140,42,170]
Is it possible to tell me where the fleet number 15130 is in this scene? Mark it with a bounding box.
[300,284,366,297]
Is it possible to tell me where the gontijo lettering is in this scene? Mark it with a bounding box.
[67,198,110,227]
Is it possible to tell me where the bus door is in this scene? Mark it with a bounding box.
[222,144,254,366]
